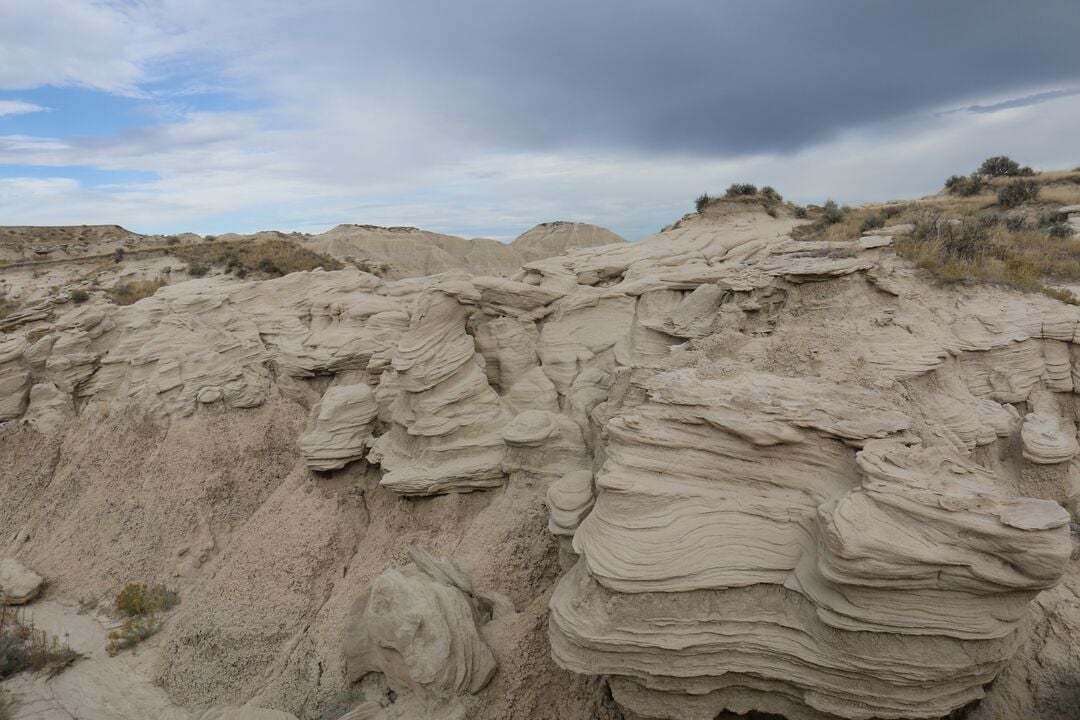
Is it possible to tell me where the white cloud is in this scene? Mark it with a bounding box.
[0,100,47,117]
[0,3,1078,239]
[1,91,1078,240]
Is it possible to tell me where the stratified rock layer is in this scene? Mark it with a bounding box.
[1,206,1077,720]
[298,383,378,471]
[344,548,497,700]
[550,368,1071,720]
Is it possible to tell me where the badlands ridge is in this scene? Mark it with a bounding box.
[0,204,1078,720]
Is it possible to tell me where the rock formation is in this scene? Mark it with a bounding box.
[298,383,378,471]
[0,557,44,604]
[370,281,510,494]
[344,547,497,701]
[303,221,626,280]
[0,205,1077,720]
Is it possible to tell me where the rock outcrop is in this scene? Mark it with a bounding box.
[549,370,1070,720]
[298,383,378,471]
[344,547,497,701]
[1,204,1077,720]
[0,557,44,604]
[370,281,510,494]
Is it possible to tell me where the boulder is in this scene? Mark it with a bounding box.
[0,558,44,605]
[344,548,497,700]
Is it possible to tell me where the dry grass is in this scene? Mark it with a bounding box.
[114,583,178,618]
[794,169,1080,304]
[0,606,81,680]
[171,238,341,278]
[794,202,920,242]
[107,277,167,306]
[105,583,179,657]
[0,296,19,320]
[895,216,1080,304]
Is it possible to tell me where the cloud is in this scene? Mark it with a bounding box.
[1,1,1079,238]
[941,88,1080,115]
[0,100,47,117]
[0,0,150,94]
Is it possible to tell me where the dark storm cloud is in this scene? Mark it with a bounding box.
[303,0,1080,157]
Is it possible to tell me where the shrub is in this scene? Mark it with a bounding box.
[106,583,177,656]
[944,174,983,197]
[1048,222,1074,239]
[793,205,808,219]
[998,179,1040,208]
[204,234,217,242]
[978,155,1024,177]
[1043,286,1080,305]
[107,278,167,306]
[257,257,283,275]
[760,185,782,202]
[112,247,126,264]
[821,199,847,225]
[940,220,990,261]
[860,214,886,233]
[187,263,210,277]
[174,239,341,278]
[725,183,758,197]
[115,583,179,618]
[106,616,161,656]
[695,193,711,213]
[165,235,180,246]
[1004,214,1028,232]
[70,289,89,304]
[0,607,80,679]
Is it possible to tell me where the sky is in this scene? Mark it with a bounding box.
[1,1,1079,241]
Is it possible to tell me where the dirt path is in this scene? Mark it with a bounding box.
[0,601,189,720]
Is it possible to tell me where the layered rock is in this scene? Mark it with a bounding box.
[2,203,1079,720]
[344,547,497,701]
[0,336,31,420]
[371,282,510,494]
[549,368,1072,720]
[298,383,378,471]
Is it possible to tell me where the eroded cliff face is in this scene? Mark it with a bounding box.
[0,206,1077,720]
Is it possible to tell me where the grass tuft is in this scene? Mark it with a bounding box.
[106,277,167,306]
[105,583,179,656]
[0,606,81,680]
[172,238,341,278]
[115,583,179,618]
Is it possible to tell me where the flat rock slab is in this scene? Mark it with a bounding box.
[0,557,44,605]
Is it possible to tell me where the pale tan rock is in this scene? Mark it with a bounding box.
[1021,410,1078,464]
[549,351,1071,720]
[511,221,626,261]
[24,380,75,433]
[196,708,300,720]
[372,282,509,494]
[0,335,31,420]
[298,384,378,471]
[0,557,44,604]
[344,553,497,699]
